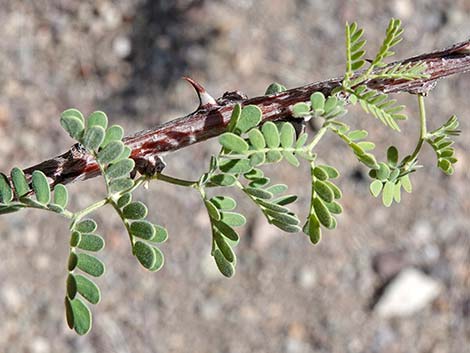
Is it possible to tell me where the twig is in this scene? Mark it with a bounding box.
[20,38,470,187]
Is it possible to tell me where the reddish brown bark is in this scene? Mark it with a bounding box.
[20,38,470,186]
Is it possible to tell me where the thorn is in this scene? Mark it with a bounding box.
[183,76,217,108]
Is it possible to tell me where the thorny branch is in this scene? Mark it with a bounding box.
[17,38,470,187]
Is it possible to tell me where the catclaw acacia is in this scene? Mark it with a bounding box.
[0,19,466,335]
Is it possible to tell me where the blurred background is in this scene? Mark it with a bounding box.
[0,1,469,352]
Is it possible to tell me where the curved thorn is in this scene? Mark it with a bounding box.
[183,76,217,108]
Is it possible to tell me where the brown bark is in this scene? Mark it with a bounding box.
[20,38,470,186]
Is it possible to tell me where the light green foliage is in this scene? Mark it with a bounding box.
[304,164,343,244]
[265,82,287,95]
[342,19,429,131]
[426,115,460,175]
[345,22,367,79]
[0,19,462,336]
[292,92,347,120]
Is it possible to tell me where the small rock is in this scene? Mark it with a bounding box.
[296,267,317,289]
[113,36,132,59]
[372,250,406,280]
[29,337,50,353]
[392,0,414,19]
[375,268,442,318]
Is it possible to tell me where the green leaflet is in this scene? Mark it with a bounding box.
[236,105,262,134]
[122,202,148,220]
[130,220,156,240]
[219,133,249,153]
[150,225,168,243]
[215,233,235,263]
[265,82,287,94]
[109,178,134,193]
[210,173,237,187]
[76,219,97,233]
[213,248,234,278]
[61,115,84,140]
[0,173,13,204]
[65,297,92,335]
[102,125,124,148]
[387,146,399,166]
[248,128,266,149]
[77,253,105,277]
[313,197,332,228]
[401,174,412,193]
[292,102,310,117]
[219,159,253,174]
[87,111,108,129]
[382,181,395,207]
[262,122,280,148]
[11,167,29,197]
[106,159,135,179]
[280,123,295,148]
[311,92,325,112]
[133,241,157,270]
[32,170,50,204]
[307,214,321,244]
[82,126,105,151]
[214,220,239,242]
[98,141,125,164]
[312,167,328,181]
[226,103,241,133]
[205,199,221,221]
[210,196,236,210]
[75,274,101,305]
[117,193,132,208]
[77,233,105,252]
[54,184,68,208]
[220,212,246,227]
[314,180,334,203]
[244,187,273,199]
[66,274,77,299]
[370,180,383,197]
[148,247,164,272]
[70,231,81,247]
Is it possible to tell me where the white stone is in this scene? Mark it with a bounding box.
[375,268,442,318]
[113,36,132,59]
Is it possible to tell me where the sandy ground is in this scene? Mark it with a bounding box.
[0,1,469,352]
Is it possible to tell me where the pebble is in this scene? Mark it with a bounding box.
[375,268,442,318]
[113,36,132,59]
[296,267,317,290]
[372,250,405,280]
[29,337,50,353]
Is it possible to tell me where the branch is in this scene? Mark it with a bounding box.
[20,38,470,187]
